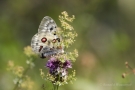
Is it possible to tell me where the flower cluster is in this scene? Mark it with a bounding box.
[7,61,24,78]
[46,57,72,84]
[59,11,75,30]
[58,11,77,48]
[20,76,35,90]
[24,46,37,57]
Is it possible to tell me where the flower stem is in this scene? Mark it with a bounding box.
[53,84,59,90]
[56,85,59,90]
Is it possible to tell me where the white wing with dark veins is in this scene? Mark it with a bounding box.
[38,16,57,34]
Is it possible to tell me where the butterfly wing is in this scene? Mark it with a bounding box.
[38,16,57,34]
[31,33,40,53]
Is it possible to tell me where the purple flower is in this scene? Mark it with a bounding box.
[63,60,72,68]
[46,57,72,77]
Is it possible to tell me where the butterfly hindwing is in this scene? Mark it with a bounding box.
[31,33,40,53]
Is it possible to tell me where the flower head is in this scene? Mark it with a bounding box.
[46,57,72,84]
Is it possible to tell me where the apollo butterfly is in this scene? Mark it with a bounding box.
[31,16,64,58]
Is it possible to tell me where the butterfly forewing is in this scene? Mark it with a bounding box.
[38,16,57,33]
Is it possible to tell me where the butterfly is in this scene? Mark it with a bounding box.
[31,16,64,58]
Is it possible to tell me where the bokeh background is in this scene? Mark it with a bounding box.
[1,0,135,90]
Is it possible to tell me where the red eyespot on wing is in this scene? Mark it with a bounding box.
[41,37,47,43]
[52,39,56,43]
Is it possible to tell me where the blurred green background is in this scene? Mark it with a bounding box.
[1,0,135,90]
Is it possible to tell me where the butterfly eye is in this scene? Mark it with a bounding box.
[41,37,47,43]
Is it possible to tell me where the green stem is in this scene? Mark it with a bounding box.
[41,84,45,90]
[53,84,55,90]
[56,85,59,90]
[53,84,59,90]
